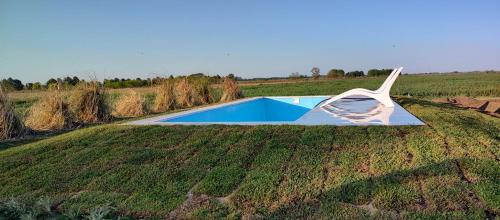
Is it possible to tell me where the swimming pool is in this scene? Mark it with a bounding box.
[129,96,425,126]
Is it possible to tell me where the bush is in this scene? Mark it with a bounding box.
[69,82,111,123]
[346,71,365,77]
[367,69,393,77]
[113,90,148,117]
[25,92,74,131]
[0,89,25,140]
[327,69,345,78]
[153,80,176,112]
[220,77,242,102]
[191,77,213,104]
[175,78,197,108]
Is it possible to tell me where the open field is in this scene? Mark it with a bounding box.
[1,95,499,219]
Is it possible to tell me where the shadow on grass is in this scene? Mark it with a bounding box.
[268,158,497,219]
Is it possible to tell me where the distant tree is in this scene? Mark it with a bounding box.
[0,78,24,91]
[189,73,205,78]
[227,74,235,79]
[346,71,365,77]
[327,69,345,78]
[46,78,57,87]
[289,72,301,79]
[367,69,393,77]
[32,82,43,90]
[311,67,320,80]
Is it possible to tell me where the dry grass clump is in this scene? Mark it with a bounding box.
[220,77,242,102]
[25,93,74,131]
[0,89,25,139]
[175,78,198,108]
[70,82,111,123]
[113,90,148,117]
[153,80,176,112]
[192,77,212,105]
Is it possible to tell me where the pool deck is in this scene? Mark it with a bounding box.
[127,96,424,126]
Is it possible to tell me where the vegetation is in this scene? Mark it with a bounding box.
[0,98,498,218]
[0,78,24,91]
[153,80,176,112]
[0,89,25,140]
[346,70,365,77]
[327,69,345,78]
[368,69,393,76]
[112,90,148,117]
[69,82,111,123]
[24,92,74,131]
[311,67,321,79]
[220,77,243,102]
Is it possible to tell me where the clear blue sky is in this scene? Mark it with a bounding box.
[1,0,499,83]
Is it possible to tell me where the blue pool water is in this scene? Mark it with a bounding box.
[132,96,425,125]
[163,97,325,123]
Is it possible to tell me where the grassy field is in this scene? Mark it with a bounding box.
[1,72,499,219]
[1,96,499,219]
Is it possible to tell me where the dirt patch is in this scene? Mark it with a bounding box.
[432,97,499,117]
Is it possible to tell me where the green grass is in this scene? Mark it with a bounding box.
[1,97,498,219]
[241,73,500,98]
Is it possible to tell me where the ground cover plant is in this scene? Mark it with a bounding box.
[0,96,498,219]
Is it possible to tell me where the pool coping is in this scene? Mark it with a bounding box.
[126,95,425,126]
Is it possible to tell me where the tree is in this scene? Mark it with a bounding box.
[327,69,345,78]
[289,72,302,79]
[46,78,57,86]
[367,69,393,77]
[346,71,365,77]
[0,78,23,91]
[311,67,320,80]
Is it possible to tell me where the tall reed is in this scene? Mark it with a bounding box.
[220,77,242,102]
[0,88,25,139]
[113,90,148,117]
[25,91,74,131]
[69,81,111,123]
[153,80,176,112]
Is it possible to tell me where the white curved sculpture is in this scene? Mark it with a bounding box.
[322,101,395,125]
[320,67,403,108]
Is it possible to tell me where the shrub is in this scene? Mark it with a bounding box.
[220,77,242,102]
[367,69,393,77]
[0,89,25,140]
[175,78,197,108]
[327,69,345,78]
[25,92,74,131]
[113,90,148,117]
[346,70,365,77]
[153,80,176,112]
[191,77,212,104]
[69,82,111,123]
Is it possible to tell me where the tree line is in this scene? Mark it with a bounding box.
[294,68,397,79]
[0,73,229,91]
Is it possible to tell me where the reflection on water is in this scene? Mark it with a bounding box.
[321,98,394,125]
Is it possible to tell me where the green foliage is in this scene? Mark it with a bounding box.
[103,78,149,89]
[367,68,393,77]
[345,70,364,77]
[0,78,23,91]
[327,69,345,78]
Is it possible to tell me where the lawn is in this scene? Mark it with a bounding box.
[1,96,498,219]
